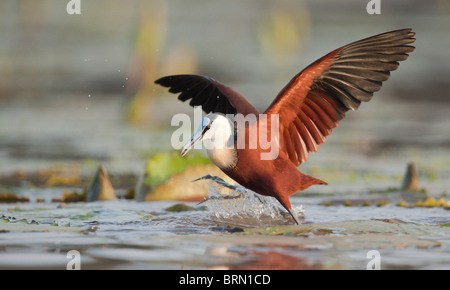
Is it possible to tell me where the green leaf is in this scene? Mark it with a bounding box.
[144,151,211,188]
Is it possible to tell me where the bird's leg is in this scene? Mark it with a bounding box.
[288,208,301,225]
[193,175,247,205]
[193,175,272,207]
[193,175,245,193]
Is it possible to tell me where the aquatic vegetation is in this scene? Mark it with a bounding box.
[145,164,235,202]
[321,197,449,209]
[393,197,449,209]
[401,162,420,192]
[322,199,390,208]
[143,151,211,189]
[376,200,389,207]
[124,188,135,200]
[376,163,428,195]
[396,200,409,207]
[137,152,234,201]
[244,219,450,238]
[343,200,353,207]
[165,203,199,212]
[59,190,86,203]
[320,162,447,209]
[418,197,450,208]
[85,166,116,202]
[0,215,81,233]
[0,192,29,203]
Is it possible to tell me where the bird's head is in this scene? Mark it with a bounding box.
[180,113,234,157]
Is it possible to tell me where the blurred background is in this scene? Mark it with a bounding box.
[0,0,449,194]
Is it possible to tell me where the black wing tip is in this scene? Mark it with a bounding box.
[384,28,415,36]
[154,74,183,86]
[380,27,417,55]
[399,28,416,46]
[383,28,416,45]
[154,74,213,86]
[346,28,416,48]
[153,74,240,115]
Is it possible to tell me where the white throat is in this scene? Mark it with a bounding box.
[206,146,237,170]
[202,114,238,170]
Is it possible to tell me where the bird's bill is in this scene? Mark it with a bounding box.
[180,124,207,157]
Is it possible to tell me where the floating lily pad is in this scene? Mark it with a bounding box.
[145,164,235,201]
[165,203,199,212]
[137,152,236,201]
[244,219,450,237]
[144,151,211,188]
[0,216,82,233]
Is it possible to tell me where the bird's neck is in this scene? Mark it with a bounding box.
[206,146,238,170]
[203,115,238,170]
[207,122,238,170]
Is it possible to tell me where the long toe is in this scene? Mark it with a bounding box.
[192,174,214,182]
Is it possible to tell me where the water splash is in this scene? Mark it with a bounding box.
[202,181,304,226]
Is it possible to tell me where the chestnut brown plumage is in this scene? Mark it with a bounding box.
[155,29,416,224]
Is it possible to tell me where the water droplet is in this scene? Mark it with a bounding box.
[125,77,128,81]
[118,69,121,72]
[84,58,88,62]
[88,94,91,98]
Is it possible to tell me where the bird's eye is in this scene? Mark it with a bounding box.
[202,124,211,133]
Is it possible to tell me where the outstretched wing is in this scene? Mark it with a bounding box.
[264,28,416,166]
[155,74,260,116]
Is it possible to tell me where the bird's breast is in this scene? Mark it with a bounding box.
[206,147,238,171]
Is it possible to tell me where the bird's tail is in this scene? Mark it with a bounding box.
[296,172,327,192]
